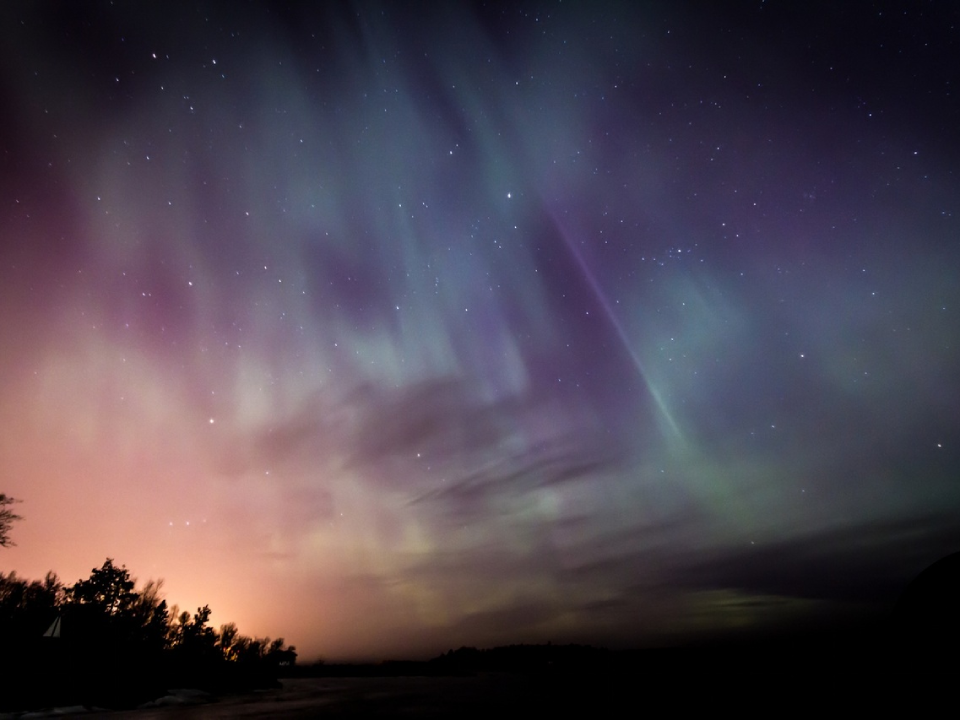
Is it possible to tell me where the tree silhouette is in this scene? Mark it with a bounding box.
[217,622,240,660]
[127,579,170,650]
[0,494,22,547]
[1,558,297,712]
[174,605,217,654]
[267,637,298,667]
[67,559,137,615]
[0,570,62,639]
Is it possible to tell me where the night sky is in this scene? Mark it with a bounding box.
[2,1,959,662]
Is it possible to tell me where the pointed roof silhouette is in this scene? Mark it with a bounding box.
[43,614,62,638]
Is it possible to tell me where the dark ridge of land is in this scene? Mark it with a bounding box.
[285,622,960,682]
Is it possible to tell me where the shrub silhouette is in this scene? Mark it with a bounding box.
[0,558,296,712]
[0,493,22,547]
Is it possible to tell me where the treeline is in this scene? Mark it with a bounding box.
[430,643,613,674]
[0,559,295,712]
[286,643,615,679]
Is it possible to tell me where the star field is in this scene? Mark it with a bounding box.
[1,1,959,661]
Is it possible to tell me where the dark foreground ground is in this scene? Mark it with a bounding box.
[83,676,572,719]
[10,664,956,719]
[7,627,959,718]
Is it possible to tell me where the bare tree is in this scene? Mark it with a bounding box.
[0,494,22,548]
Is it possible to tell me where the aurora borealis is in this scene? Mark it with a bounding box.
[2,1,959,662]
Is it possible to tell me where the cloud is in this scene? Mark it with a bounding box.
[446,598,561,645]
[346,378,511,466]
[531,509,960,645]
[411,435,617,518]
[239,373,622,489]
[662,511,960,607]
